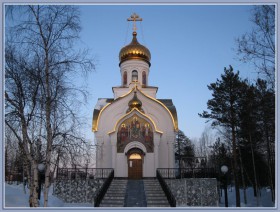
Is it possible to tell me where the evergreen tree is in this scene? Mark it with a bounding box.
[199,66,242,207]
[175,130,195,169]
[235,81,262,203]
[209,138,231,172]
[255,79,275,201]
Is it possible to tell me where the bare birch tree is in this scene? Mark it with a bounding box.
[236,5,275,88]
[5,5,95,207]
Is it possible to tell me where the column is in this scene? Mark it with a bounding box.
[95,135,104,168]
[154,133,160,175]
[167,134,175,168]
[110,133,117,171]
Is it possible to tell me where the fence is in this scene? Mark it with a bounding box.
[5,171,23,183]
[157,168,217,179]
[57,168,113,180]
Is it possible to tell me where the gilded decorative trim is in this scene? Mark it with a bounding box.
[136,87,178,131]
[92,89,134,132]
[107,108,163,135]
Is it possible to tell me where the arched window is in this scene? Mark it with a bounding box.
[132,70,138,82]
[129,153,141,159]
[142,71,146,86]
[123,71,127,86]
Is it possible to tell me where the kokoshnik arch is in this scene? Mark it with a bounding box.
[92,13,178,179]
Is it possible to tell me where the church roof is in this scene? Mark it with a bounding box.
[92,94,178,132]
[92,98,114,132]
[158,99,178,131]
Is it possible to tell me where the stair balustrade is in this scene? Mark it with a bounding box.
[94,169,114,207]
[156,170,176,207]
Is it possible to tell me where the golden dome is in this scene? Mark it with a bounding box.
[119,32,151,66]
[127,91,144,113]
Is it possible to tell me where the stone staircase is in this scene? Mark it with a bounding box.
[143,179,170,207]
[99,179,127,207]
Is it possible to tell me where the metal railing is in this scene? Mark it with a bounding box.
[94,169,114,207]
[56,168,113,180]
[157,168,217,179]
[5,171,23,183]
[156,170,176,207]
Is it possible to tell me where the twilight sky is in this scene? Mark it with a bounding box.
[78,5,259,141]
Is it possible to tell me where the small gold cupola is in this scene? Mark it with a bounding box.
[127,91,144,113]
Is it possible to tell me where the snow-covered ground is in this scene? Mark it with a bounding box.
[219,186,275,207]
[4,182,93,208]
[5,182,275,208]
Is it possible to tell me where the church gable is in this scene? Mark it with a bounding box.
[93,87,177,133]
[94,87,176,135]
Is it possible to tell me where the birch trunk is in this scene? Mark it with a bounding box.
[43,46,52,207]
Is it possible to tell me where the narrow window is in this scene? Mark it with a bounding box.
[142,71,146,86]
[132,70,138,82]
[123,71,127,86]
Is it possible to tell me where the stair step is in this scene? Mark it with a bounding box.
[145,191,165,194]
[100,179,171,207]
[99,179,127,207]
[147,201,170,204]
[106,191,126,194]
[146,194,166,197]
[103,196,125,200]
[99,204,124,207]
[106,189,126,192]
[146,196,167,199]
[143,179,170,207]
[110,183,127,185]
[147,204,170,207]
[101,199,124,203]
[111,181,127,185]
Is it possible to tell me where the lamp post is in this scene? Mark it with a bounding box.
[221,165,228,207]
[37,163,45,201]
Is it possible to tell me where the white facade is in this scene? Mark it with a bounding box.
[92,30,178,178]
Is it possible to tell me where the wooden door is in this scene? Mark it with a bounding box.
[128,159,143,179]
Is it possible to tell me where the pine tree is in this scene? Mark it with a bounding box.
[175,130,195,176]
[255,79,275,202]
[199,66,243,207]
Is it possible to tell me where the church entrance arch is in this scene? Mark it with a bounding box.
[127,148,144,179]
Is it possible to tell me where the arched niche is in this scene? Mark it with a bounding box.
[117,114,154,153]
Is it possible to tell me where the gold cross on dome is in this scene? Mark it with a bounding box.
[127,13,142,32]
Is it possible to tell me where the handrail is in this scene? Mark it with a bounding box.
[156,170,176,207]
[94,169,114,207]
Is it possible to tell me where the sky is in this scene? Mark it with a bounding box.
[78,5,258,141]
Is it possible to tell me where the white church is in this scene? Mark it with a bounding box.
[92,14,178,179]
